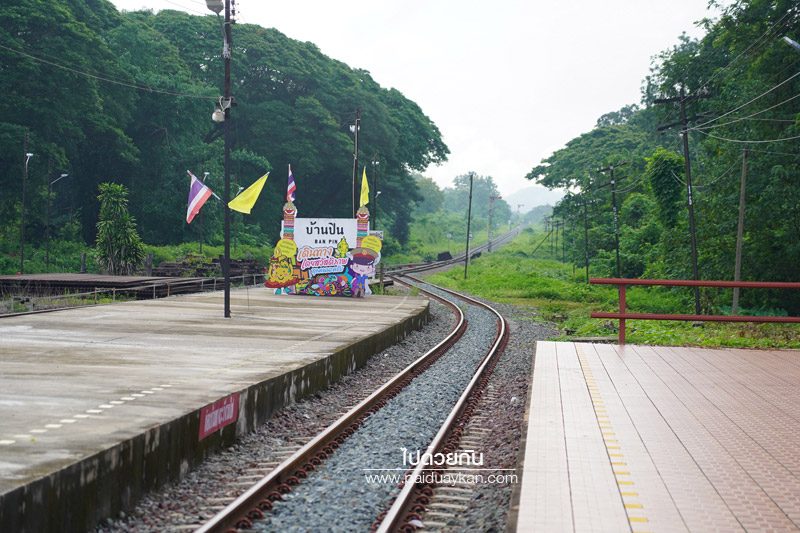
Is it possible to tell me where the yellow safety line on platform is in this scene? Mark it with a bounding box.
[577,345,650,530]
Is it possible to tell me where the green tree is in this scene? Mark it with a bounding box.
[645,148,684,228]
[94,182,144,275]
[412,174,444,215]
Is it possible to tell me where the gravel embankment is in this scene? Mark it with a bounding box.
[258,301,497,531]
[457,299,558,532]
[97,285,560,533]
[97,301,454,532]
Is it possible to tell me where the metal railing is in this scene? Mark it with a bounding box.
[590,278,800,344]
[1,274,265,316]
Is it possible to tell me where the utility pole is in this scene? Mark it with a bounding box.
[222,0,233,318]
[732,147,748,314]
[46,172,69,270]
[371,159,380,228]
[464,172,474,279]
[205,0,234,316]
[582,198,590,283]
[488,194,500,252]
[553,220,559,259]
[20,133,32,275]
[598,162,627,277]
[655,86,710,314]
[350,109,361,217]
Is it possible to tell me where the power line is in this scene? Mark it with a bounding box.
[691,70,800,130]
[0,42,217,100]
[163,0,210,17]
[615,175,645,194]
[695,129,800,144]
[746,148,800,157]
[695,9,794,96]
[694,156,741,189]
[692,91,800,131]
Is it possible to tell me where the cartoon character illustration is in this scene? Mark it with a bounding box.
[265,238,300,294]
[349,248,378,298]
[307,273,352,296]
[336,237,350,258]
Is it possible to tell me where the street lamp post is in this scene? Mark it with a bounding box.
[19,148,33,274]
[371,159,380,226]
[350,110,361,217]
[375,191,382,228]
[783,36,800,52]
[206,0,232,318]
[46,173,69,270]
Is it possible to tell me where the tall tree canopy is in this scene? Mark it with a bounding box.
[526,0,800,311]
[0,0,448,260]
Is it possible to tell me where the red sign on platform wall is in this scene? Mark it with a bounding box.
[198,393,240,440]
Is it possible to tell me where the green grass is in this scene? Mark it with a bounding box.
[1,239,271,276]
[423,229,800,349]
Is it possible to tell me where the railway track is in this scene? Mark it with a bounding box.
[385,226,522,275]
[192,275,509,532]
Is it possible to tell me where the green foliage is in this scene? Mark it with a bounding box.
[0,1,447,259]
[425,230,800,349]
[645,148,684,228]
[94,182,144,275]
[524,1,800,314]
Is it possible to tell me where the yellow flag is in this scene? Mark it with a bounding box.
[359,167,369,207]
[228,173,269,214]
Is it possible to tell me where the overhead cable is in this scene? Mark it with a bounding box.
[692,70,800,130]
[0,42,217,100]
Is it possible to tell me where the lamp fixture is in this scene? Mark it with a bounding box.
[205,0,223,14]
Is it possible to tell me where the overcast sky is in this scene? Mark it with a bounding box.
[110,0,722,197]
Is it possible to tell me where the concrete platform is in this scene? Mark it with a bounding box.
[517,341,800,532]
[0,289,429,532]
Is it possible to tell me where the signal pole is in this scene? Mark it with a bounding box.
[488,194,500,252]
[598,162,627,278]
[20,133,32,275]
[464,172,474,279]
[655,86,710,314]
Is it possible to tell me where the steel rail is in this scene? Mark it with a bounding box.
[375,275,510,532]
[195,285,466,532]
[385,226,522,275]
[197,226,517,530]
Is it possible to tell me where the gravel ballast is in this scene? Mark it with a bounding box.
[258,300,497,531]
[97,284,559,533]
[97,301,455,532]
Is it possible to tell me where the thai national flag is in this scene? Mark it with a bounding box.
[186,171,213,224]
[287,164,296,202]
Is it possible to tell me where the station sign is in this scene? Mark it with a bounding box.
[267,204,382,297]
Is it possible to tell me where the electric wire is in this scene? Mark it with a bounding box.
[671,170,687,187]
[694,9,794,96]
[163,0,209,16]
[690,70,800,130]
[695,156,741,189]
[695,129,800,144]
[615,176,645,194]
[692,92,800,131]
[746,148,800,157]
[0,42,217,100]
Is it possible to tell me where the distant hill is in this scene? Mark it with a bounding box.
[505,185,564,213]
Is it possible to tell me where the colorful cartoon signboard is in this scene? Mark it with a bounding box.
[266,203,382,297]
